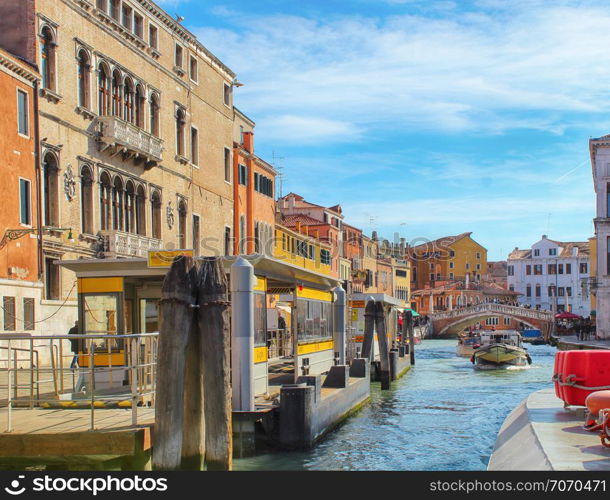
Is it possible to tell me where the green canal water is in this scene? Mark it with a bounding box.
[234,339,556,471]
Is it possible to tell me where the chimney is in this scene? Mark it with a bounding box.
[542,235,547,239]
[372,231,378,242]
[289,195,295,210]
[243,131,254,153]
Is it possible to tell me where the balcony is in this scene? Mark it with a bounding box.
[97,116,163,169]
[100,230,162,258]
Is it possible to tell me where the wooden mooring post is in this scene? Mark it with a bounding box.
[374,301,391,390]
[153,256,233,471]
[361,299,376,361]
[407,311,415,366]
[198,257,232,471]
[153,256,198,471]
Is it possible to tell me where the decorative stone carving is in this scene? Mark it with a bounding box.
[166,201,174,229]
[64,165,76,201]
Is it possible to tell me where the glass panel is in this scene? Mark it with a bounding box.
[297,298,333,344]
[254,292,266,346]
[139,298,159,333]
[82,293,121,351]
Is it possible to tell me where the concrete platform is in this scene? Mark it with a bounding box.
[556,336,610,351]
[488,388,610,470]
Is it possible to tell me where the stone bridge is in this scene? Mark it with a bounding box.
[429,303,554,338]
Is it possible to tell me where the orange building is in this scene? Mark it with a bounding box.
[0,47,41,333]
[233,108,276,255]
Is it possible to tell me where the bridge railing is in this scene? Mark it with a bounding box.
[429,303,554,322]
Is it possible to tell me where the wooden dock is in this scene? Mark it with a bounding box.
[0,408,154,470]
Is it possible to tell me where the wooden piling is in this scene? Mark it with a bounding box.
[153,256,198,471]
[407,311,415,366]
[374,301,391,390]
[198,257,232,471]
[401,310,410,348]
[180,318,204,471]
[361,300,376,361]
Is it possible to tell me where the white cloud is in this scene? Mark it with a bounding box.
[256,115,362,144]
[194,3,610,144]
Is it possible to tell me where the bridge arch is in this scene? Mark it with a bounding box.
[429,303,554,338]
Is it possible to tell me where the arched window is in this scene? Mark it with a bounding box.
[77,49,91,108]
[150,92,160,136]
[98,63,110,115]
[40,26,56,91]
[136,185,146,236]
[112,176,123,231]
[124,180,135,233]
[42,153,59,226]
[178,200,187,249]
[123,78,135,124]
[151,190,161,240]
[81,165,94,234]
[176,107,186,156]
[135,84,145,128]
[111,69,122,118]
[99,171,112,230]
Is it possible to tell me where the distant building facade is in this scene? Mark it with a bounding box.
[507,235,590,316]
[590,133,610,338]
[409,232,488,291]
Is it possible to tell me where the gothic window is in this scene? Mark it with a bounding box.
[98,63,111,115]
[124,180,135,233]
[80,165,94,234]
[42,152,59,226]
[99,171,112,230]
[176,107,186,156]
[151,190,161,240]
[150,92,160,136]
[123,77,135,123]
[77,49,91,108]
[111,69,122,118]
[178,200,187,249]
[40,26,56,91]
[136,185,146,236]
[112,176,123,231]
[135,84,145,128]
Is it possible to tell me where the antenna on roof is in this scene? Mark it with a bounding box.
[175,14,185,23]
[272,151,285,199]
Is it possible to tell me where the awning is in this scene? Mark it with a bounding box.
[60,254,340,292]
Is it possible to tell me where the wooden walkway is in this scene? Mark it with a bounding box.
[0,408,154,470]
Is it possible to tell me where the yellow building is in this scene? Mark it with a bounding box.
[410,232,487,290]
[274,224,332,276]
[392,258,411,304]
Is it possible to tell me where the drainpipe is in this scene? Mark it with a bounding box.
[33,79,43,281]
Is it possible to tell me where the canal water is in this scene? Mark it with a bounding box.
[234,339,556,471]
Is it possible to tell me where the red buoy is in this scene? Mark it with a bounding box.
[561,351,610,406]
[585,390,610,417]
[553,351,567,400]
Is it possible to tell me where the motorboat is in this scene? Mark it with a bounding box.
[456,332,481,357]
[471,330,531,370]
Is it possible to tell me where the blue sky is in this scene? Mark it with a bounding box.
[156,0,607,260]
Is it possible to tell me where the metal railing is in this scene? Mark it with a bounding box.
[0,333,158,432]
